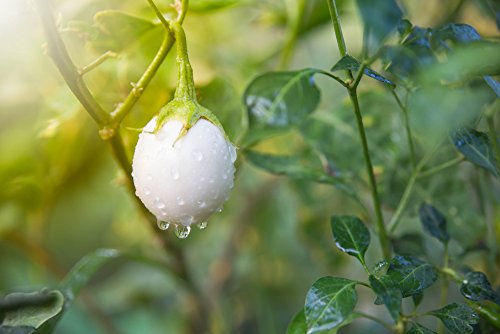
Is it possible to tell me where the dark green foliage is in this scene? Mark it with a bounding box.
[418,204,450,244]
[287,309,307,334]
[304,277,357,333]
[331,55,394,86]
[369,275,402,321]
[429,303,479,334]
[330,215,370,266]
[406,323,436,334]
[452,128,500,177]
[460,271,500,305]
[386,255,438,298]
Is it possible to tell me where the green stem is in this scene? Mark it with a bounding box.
[349,89,390,259]
[439,243,450,334]
[418,156,464,178]
[79,51,118,75]
[391,90,417,170]
[486,109,500,170]
[169,21,197,101]
[326,0,353,80]
[316,69,348,87]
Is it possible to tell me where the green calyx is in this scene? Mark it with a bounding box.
[154,20,226,141]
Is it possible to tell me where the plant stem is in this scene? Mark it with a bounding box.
[37,0,110,126]
[349,89,391,259]
[439,243,450,334]
[486,107,500,170]
[391,89,417,170]
[79,51,118,75]
[418,156,464,178]
[326,0,353,80]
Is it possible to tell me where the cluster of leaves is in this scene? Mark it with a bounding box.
[286,209,500,334]
[239,0,500,333]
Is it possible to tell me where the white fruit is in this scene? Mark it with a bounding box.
[132,117,236,227]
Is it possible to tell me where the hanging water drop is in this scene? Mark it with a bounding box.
[216,207,223,213]
[197,221,208,230]
[175,224,191,239]
[157,220,170,230]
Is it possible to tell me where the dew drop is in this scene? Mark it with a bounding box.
[229,145,237,163]
[197,221,208,230]
[177,197,185,206]
[175,224,191,239]
[216,207,223,213]
[197,200,207,208]
[171,168,180,180]
[157,220,170,230]
[192,150,203,161]
[154,197,166,209]
[144,187,151,195]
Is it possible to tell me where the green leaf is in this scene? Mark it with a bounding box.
[418,204,450,244]
[412,293,424,308]
[369,275,402,322]
[330,215,370,266]
[331,55,395,86]
[452,128,500,177]
[189,0,239,12]
[304,277,358,333]
[432,23,481,47]
[460,271,500,305]
[287,309,307,334]
[92,10,156,52]
[244,150,356,199]
[355,0,403,48]
[386,255,438,298]
[0,327,36,334]
[243,69,320,133]
[406,323,436,334]
[428,303,479,334]
[0,290,64,330]
[61,249,121,301]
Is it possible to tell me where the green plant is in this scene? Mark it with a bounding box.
[0,0,498,333]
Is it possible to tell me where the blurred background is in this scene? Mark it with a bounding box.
[0,0,498,333]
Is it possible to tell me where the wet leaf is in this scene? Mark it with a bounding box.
[369,275,402,321]
[243,69,320,136]
[304,277,357,333]
[418,204,450,244]
[355,0,403,49]
[287,309,307,334]
[244,150,356,199]
[406,323,436,334]
[460,271,500,305]
[452,128,500,177]
[331,55,394,86]
[386,255,438,297]
[428,303,479,334]
[0,290,64,332]
[330,215,370,266]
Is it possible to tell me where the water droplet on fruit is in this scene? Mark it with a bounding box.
[175,224,191,239]
[177,197,185,206]
[197,200,207,208]
[197,222,208,230]
[216,207,223,213]
[171,168,180,180]
[157,220,170,230]
[154,197,166,209]
[180,215,194,225]
[192,150,203,161]
[229,145,237,163]
[144,187,151,195]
